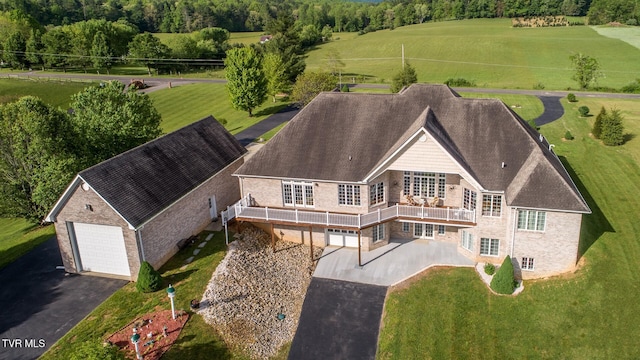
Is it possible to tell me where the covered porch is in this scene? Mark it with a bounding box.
[313,238,475,286]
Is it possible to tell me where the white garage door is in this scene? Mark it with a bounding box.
[327,229,359,248]
[73,222,131,276]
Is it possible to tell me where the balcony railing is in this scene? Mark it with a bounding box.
[222,194,476,229]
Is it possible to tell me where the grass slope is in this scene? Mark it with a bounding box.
[0,219,55,270]
[378,96,640,358]
[306,19,640,90]
[149,82,288,134]
[0,78,93,107]
[40,231,248,360]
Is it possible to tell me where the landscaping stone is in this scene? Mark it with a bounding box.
[193,249,201,255]
[198,242,207,248]
[185,256,194,263]
[206,234,214,241]
[201,226,321,359]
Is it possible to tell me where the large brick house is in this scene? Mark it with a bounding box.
[224,85,590,279]
[46,116,246,280]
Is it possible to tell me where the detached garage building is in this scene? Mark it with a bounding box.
[46,116,246,280]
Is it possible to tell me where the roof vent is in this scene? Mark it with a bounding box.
[539,134,544,142]
[549,144,555,151]
[501,162,506,169]
[348,155,352,161]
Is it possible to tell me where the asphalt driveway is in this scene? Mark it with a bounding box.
[0,236,126,360]
[288,278,387,360]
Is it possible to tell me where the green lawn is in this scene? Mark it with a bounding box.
[459,92,544,121]
[377,96,640,358]
[149,82,289,134]
[40,231,253,360]
[306,19,640,90]
[0,219,55,270]
[0,78,93,107]
[592,25,640,50]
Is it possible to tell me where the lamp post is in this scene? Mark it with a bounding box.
[167,284,176,319]
[131,332,142,360]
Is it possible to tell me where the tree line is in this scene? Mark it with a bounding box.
[0,0,638,36]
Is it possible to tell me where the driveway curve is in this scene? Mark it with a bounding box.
[534,96,564,126]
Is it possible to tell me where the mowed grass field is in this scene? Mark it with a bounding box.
[377,95,640,358]
[306,19,640,90]
[148,82,288,134]
[0,219,55,270]
[0,78,93,108]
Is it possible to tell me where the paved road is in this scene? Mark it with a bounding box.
[288,278,387,360]
[0,237,126,360]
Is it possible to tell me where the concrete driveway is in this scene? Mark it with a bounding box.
[288,278,387,360]
[0,237,126,360]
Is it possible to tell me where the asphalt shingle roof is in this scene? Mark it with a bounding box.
[235,84,589,213]
[80,116,246,228]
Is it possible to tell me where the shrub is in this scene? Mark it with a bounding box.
[567,93,577,102]
[621,79,640,93]
[533,82,545,90]
[626,18,638,26]
[490,255,515,295]
[527,118,539,130]
[565,130,574,140]
[341,84,350,92]
[578,106,590,117]
[390,62,418,93]
[444,78,476,87]
[593,107,606,139]
[136,261,163,293]
[484,263,495,275]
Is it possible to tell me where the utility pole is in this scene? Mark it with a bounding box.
[402,44,405,69]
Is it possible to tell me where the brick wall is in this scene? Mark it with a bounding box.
[141,158,243,269]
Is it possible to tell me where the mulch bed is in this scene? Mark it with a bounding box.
[106,309,189,360]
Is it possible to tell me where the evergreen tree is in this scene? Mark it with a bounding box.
[390,62,418,93]
[136,261,163,293]
[225,47,267,116]
[490,255,515,295]
[601,108,625,146]
[264,11,306,83]
[592,106,606,139]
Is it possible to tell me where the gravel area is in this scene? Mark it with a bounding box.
[200,226,322,359]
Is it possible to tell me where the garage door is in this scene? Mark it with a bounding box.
[327,229,359,248]
[72,222,131,276]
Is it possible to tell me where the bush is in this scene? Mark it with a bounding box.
[533,82,545,90]
[527,118,539,130]
[621,79,640,93]
[567,93,577,102]
[136,261,163,293]
[444,78,476,87]
[341,84,349,92]
[565,130,574,140]
[390,62,418,93]
[626,18,638,26]
[578,106,590,117]
[484,263,495,275]
[490,255,515,295]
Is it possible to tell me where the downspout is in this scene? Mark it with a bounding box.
[136,227,146,262]
[510,208,517,258]
[240,177,245,198]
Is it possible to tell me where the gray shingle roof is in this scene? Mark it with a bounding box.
[80,116,246,228]
[235,84,589,213]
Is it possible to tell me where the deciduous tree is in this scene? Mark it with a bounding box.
[291,72,337,108]
[225,47,267,116]
[90,31,113,73]
[263,52,288,103]
[128,33,170,75]
[570,53,602,90]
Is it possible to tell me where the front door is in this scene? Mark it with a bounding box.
[413,223,434,239]
[209,195,217,220]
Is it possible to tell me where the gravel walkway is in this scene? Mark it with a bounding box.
[200,226,322,359]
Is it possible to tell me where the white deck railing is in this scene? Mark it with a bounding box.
[222,194,475,228]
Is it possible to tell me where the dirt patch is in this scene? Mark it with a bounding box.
[106,309,189,360]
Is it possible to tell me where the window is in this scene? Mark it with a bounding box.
[403,171,411,195]
[482,194,502,217]
[370,182,385,206]
[372,224,385,242]
[461,230,474,251]
[480,238,499,256]
[438,225,445,235]
[438,174,446,199]
[463,188,477,211]
[521,257,535,270]
[517,210,546,231]
[338,184,361,206]
[283,181,313,207]
[413,172,436,197]
[402,222,410,232]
